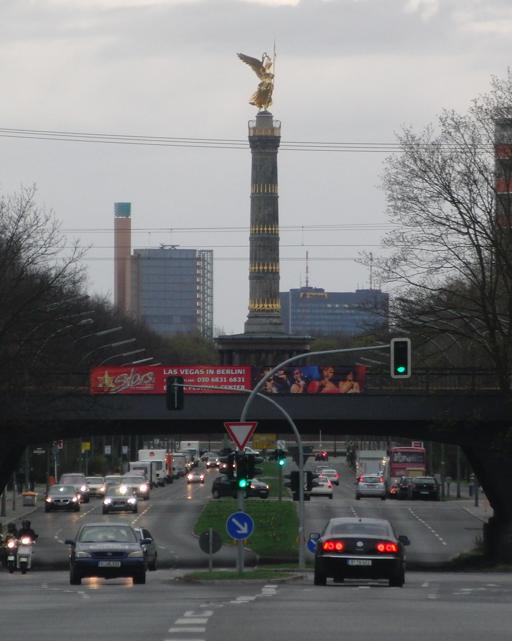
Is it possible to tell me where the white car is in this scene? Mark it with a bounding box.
[318,468,340,486]
[356,474,386,500]
[310,478,333,499]
[187,470,205,484]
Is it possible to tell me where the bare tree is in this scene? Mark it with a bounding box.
[369,74,512,392]
[370,74,512,560]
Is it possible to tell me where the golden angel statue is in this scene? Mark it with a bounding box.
[237,52,275,111]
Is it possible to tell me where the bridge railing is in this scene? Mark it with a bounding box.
[364,368,502,393]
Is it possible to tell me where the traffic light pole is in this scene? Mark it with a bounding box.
[239,344,392,570]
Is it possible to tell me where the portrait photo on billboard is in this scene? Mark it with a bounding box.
[251,364,366,394]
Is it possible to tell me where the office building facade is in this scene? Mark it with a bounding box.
[130,247,213,339]
[280,287,388,336]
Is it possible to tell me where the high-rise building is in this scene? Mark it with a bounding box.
[113,203,213,338]
[130,247,213,339]
[280,287,389,336]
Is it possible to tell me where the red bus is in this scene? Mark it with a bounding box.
[389,446,427,478]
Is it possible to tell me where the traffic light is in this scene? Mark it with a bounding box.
[390,338,412,379]
[275,449,287,467]
[166,376,185,410]
[246,453,262,479]
[235,452,249,489]
[219,451,236,478]
[289,471,300,499]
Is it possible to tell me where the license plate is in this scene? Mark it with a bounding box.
[98,561,121,568]
[7,555,15,561]
[347,559,372,566]
[420,491,429,494]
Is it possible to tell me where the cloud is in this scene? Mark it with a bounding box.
[404,0,439,20]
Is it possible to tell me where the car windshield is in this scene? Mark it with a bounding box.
[414,477,435,484]
[322,469,337,475]
[49,485,76,495]
[78,526,137,543]
[60,475,84,483]
[86,477,103,484]
[328,522,392,537]
[123,477,144,484]
[361,476,381,483]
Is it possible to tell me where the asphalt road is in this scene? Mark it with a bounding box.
[302,458,484,566]
[2,570,512,641]
[27,467,256,570]
[21,457,484,570]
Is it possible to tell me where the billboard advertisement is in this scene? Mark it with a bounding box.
[90,365,252,395]
[252,364,366,394]
[90,364,366,395]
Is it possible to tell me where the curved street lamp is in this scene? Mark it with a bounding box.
[79,338,137,365]
[32,317,94,365]
[98,348,146,366]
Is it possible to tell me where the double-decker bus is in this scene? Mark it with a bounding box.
[389,445,426,478]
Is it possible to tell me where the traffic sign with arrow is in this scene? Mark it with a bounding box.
[226,511,255,540]
[224,421,257,450]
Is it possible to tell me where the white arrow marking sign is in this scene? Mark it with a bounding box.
[224,421,258,450]
[232,518,249,535]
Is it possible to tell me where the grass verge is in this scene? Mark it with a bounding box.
[194,497,298,558]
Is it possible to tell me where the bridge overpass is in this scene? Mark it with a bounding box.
[2,389,512,560]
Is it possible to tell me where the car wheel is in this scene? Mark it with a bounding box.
[102,508,108,514]
[84,497,90,503]
[381,496,386,501]
[132,507,138,513]
[44,506,50,513]
[355,494,361,500]
[148,555,157,571]
[329,495,333,500]
[314,568,327,586]
[74,505,80,512]
[212,490,220,499]
[389,571,405,587]
[70,568,82,585]
[133,572,146,585]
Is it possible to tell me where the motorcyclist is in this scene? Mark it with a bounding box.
[2,523,18,567]
[17,520,37,541]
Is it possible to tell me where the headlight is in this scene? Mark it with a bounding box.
[45,497,52,503]
[127,497,137,504]
[139,484,148,492]
[128,550,144,558]
[7,540,16,549]
[119,485,128,494]
[76,551,91,558]
[80,485,87,492]
[103,498,112,505]
[72,496,78,502]
[99,485,105,493]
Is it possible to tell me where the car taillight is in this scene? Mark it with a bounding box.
[379,477,384,483]
[322,540,345,552]
[375,541,399,553]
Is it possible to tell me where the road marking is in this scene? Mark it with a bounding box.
[421,582,430,588]
[78,505,97,520]
[184,611,213,617]
[174,619,209,625]
[168,628,205,634]
[407,508,448,546]
[131,504,152,525]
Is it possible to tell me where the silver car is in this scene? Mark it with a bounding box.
[356,474,386,500]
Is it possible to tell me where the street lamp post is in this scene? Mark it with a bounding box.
[79,338,137,365]
[32,317,94,365]
[239,344,391,571]
[98,349,146,366]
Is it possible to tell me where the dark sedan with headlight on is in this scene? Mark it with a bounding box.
[65,523,149,585]
[311,517,409,587]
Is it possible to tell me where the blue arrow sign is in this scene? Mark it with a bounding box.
[307,537,318,554]
[226,511,255,540]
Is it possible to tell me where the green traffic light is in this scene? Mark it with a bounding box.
[396,365,407,374]
[278,458,286,466]
[238,478,248,488]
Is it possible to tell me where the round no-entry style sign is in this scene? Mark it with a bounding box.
[199,529,222,554]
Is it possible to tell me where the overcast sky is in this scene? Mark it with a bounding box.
[1,0,511,334]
